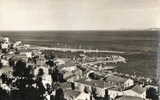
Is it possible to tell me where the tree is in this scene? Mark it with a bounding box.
[36,77,46,100]
[146,87,158,100]
[0,60,2,69]
[37,68,44,77]
[13,60,26,77]
[55,88,65,100]
[84,86,90,94]
[46,59,55,67]
[9,57,15,67]
[24,65,34,78]
[52,67,59,82]
[1,73,7,84]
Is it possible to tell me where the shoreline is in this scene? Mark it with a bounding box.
[30,45,126,54]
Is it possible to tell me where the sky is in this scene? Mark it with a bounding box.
[0,0,160,30]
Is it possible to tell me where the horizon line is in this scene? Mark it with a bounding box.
[0,28,160,32]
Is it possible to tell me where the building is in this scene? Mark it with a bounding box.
[64,89,90,100]
[1,59,9,66]
[123,85,147,99]
[104,75,134,90]
[64,89,81,100]
[116,96,144,100]
[1,42,9,49]
[19,49,33,58]
[105,55,126,63]
[57,82,91,100]
[74,79,115,97]
[54,59,65,66]
[13,41,22,48]
[3,37,10,43]
[108,88,123,99]
[74,92,91,100]
[12,54,28,63]
[60,66,83,82]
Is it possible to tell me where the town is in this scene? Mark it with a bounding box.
[0,37,159,100]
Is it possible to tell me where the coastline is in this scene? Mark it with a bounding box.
[30,45,126,54]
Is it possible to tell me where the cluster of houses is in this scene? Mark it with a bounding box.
[63,75,156,100]
[0,37,159,100]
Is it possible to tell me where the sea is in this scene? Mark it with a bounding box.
[0,30,159,79]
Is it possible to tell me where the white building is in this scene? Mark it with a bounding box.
[104,75,134,90]
[74,79,115,97]
[74,79,129,99]
[1,42,9,49]
[106,55,127,63]
[108,88,123,99]
[64,89,90,100]
[1,59,9,66]
[55,59,65,66]
[19,50,32,58]
[3,37,10,43]
[13,41,22,48]
[75,92,90,100]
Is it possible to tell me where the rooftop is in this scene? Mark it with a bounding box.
[75,79,115,89]
[131,85,146,94]
[12,54,28,61]
[104,75,129,83]
[64,89,81,99]
[59,82,72,89]
[18,49,32,53]
[116,96,144,100]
